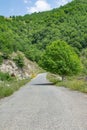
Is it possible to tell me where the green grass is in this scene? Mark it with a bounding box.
[0,79,31,99]
[47,73,87,93]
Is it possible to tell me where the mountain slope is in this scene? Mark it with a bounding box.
[0,0,87,62]
[0,52,41,79]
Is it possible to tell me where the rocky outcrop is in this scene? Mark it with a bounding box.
[0,58,39,79]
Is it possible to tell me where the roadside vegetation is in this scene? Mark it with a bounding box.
[0,77,31,99]
[13,54,24,68]
[40,41,87,93]
[47,73,87,93]
[46,48,87,93]
[0,52,44,99]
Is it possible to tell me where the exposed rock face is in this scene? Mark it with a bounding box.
[0,58,39,79]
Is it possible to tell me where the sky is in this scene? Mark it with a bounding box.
[0,0,72,17]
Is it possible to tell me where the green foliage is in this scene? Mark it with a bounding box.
[0,78,31,98]
[0,55,3,65]
[24,45,42,62]
[81,48,87,58]
[13,54,24,68]
[0,87,14,97]
[2,48,10,59]
[47,73,87,93]
[39,40,82,78]
[81,48,87,74]
[0,72,12,81]
[0,0,87,62]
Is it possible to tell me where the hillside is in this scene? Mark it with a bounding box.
[0,0,87,62]
[0,52,41,80]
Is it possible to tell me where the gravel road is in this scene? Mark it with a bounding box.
[0,73,87,130]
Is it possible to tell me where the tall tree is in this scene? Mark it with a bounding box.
[39,40,82,80]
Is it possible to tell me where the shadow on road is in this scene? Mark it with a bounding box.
[34,83,54,85]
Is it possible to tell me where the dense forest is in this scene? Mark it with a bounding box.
[0,0,87,62]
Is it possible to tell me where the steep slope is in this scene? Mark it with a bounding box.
[0,52,41,79]
[0,0,87,62]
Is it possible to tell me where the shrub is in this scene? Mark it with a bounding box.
[13,54,24,68]
[0,72,12,81]
[0,55,3,65]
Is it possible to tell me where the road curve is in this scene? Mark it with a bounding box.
[0,73,87,130]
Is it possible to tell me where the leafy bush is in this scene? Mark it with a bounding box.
[0,55,3,65]
[2,48,10,59]
[13,54,24,68]
[0,72,12,81]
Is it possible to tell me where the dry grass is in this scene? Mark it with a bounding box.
[47,73,87,93]
[0,79,31,98]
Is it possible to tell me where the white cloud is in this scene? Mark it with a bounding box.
[24,0,31,4]
[27,0,51,13]
[24,0,28,3]
[56,0,72,7]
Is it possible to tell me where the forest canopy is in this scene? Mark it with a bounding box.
[0,0,87,62]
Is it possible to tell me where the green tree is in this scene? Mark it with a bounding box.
[39,40,82,80]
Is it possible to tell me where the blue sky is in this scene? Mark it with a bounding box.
[0,0,72,17]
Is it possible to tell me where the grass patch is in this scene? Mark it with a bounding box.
[47,73,87,93]
[0,79,31,99]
